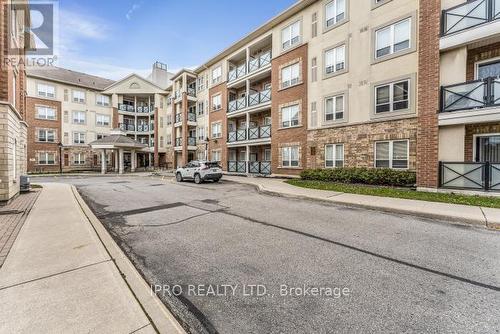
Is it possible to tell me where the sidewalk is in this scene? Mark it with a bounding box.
[0,183,185,333]
[223,176,500,229]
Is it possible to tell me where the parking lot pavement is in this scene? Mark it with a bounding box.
[33,176,500,334]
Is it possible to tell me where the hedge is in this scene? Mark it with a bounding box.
[299,168,416,187]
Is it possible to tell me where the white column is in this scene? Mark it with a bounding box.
[119,148,124,174]
[114,150,119,172]
[101,150,107,174]
[131,150,136,172]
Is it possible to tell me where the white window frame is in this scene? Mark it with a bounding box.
[72,90,86,103]
[281,63,300,89]
[73,132,86,145]
[281,104,300,128]
[474,56,500,80]
[324,94,345,122]
[375,17,411,59]
[212,94,222,111]
[211,122,222,139]
[96,94,110,106]
[197,76,205,91]
[324,44,346,75]
[37,129,56,143]
[282,146,300,167]
[38,152,56,165]
[197,127,206,141]
[36,106,56,120]
[73,153,86,165]
[212,66,222,84]
[374,140,409,169]
[37,83,56,98]
[72,111,86,124]
[375,79,410,114]
[96,114,111,126]
[325,0,346,29]
[281,20,301,50]
[211,150,221,162]
[325,144,344,168]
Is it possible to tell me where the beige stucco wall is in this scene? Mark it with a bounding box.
[438,124,466,161]
[440,47,467,86]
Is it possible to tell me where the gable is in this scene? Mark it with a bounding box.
[102,74,165,95]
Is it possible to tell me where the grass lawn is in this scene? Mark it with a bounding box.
[286,179,500,209]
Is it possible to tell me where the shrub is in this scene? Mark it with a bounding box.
[300,168,416,187]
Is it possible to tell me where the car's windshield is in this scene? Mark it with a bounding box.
[204,162,220,168]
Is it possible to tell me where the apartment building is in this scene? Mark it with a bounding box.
[26,62,173,173]
[0,0,29,202]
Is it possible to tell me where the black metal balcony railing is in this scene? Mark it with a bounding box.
[119,104,154,113]
[441,77,500,112]
[248,161,271,175]
[119,123,135,131]
[118,104,135,112]
[188,113,196,122]
[187,87,196,97]
[228,125,271,143]
[440,161,500,191]
[188,137,197,146]
[442,0,500,36]
[137,125,149,132]
[175,113,182,123]
[248,50,272,73]
[228,161,247,173]
[228,129,247,143]
[228,97,247,113]
[248,88,272,107]
[228,64,247,82]
[175,138,182,147]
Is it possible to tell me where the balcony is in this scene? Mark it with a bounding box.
[228,64,247,83]
[136,124,153,132]
[187,87,196,98]
[228,125,271,143]
[442,0,499,36]
[228,161,271,175]
[188,112,196,122]
[119,123,135,131]
[188,137,197,146]
[248,51,272,73]
[175,113,182,123]
[228,129,247,143]
[118,104,135,113]
[228,97,247,113]
[118,104,154,114]
[440,77,500,113]
[248,89,271,107]
[175,138,182,147]
[440,161,500,191]
[228,161,247,173]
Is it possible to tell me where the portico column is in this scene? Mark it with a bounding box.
[101,150,107,174]
[119,148,124,174]
[114,150,119,173]
[131,150,136,172]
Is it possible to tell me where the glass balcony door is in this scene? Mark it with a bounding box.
[476,135,500,162]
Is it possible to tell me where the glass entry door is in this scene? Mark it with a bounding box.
[476,135,500,162]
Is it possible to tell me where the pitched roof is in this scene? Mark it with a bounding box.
[27,67,115,91]
[89,134,147,148]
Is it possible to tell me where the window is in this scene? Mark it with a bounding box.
[325,0,346,28]
[281,104,300,128]
[325,144,344,168]
[325,44,345,75]
[310,101,317,127]
[212,150,221,162]
[97,134,105,140]
[96,94,110,106]
[73,153,86,165]
[38,152,55,165]
[73,132,86,144]
[166,136,172,145]
[476,58,500,80]
[212,66,222,84]
[375,140,408,169]
[281,63,300,88]
[324,95,345,121]
[96,114,110,126]
[375,79,409,113]
[37,129,56,142]
[160,136,164,148]
[167,114,172,125]
[211,122,222,139]
[72,111,86,124]
[312,12,318,38]
[36,106,56,120]
[282,21,300,50]
[476,135,500,162]
[37,83,55,98]
[197,101,205,115]
[197,76,205,91]
[282,146,299,167]
[311,57,318,82]
[198,127,206,141]
[264,149,272,161]
[72,90,86,103]
[212,94,222,111]
[375,18,410,59]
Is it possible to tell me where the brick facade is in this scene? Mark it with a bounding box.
[464,122,500,161]
[307,118,418,170]
[271,44,308,176]
[416,0,441,188]
[26,96,61,173]
[466,42,500,81]
[208,82,228,169]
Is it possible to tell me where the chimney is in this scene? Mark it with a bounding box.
[149,61,171,88]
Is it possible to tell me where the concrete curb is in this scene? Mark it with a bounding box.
[71,186,187,334]
[225,178,500,230]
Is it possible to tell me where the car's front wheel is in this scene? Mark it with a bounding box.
[194,174,202,184]
[176,173,183,182]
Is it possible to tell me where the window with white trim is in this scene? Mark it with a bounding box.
[37,83,55,98]
[197,127,206,141]
[375,140,408,169]
[325,0,346,28]
[37,129,56,143]
[197,76,205,91]
[38,152,56,165]
[325,44,345,74]
[281,104,300,128]
[36,106,56,120]
[281,63,300,88]
[325,95,344,121]
[212,150,221,162]
[96,114,110,126]
[211,122,222,139]
[282,146,299,167]
[72,90,85,103]
[197,101,205,115]
[281,21,300,50]
[212,66,222,84]
[73,153,86,165]
[375,18,410,59]
[375,79,409,113]
[73,132,86,144]
[325,144,344,168]
[72,111,86,124]
[96,94,110,106]
[212,94,222,111]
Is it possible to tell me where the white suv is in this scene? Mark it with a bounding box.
[176,161,223,184]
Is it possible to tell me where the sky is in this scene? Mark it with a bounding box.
[55,0,297,80]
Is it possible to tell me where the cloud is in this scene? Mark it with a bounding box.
[57,57,151,80]
[126,2,143,20]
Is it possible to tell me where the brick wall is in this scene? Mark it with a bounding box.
[466,42,500,81]
[26,96,61,173]
[271,44,308,176]
[208,82,228,169]
[464,122,500,161]
[308,118,418,170]
[416,0,441,188]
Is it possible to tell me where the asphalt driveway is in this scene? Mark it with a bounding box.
[34,176,500,334]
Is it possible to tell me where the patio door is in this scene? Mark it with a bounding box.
[476,58,500,80]
[475,135,500,163]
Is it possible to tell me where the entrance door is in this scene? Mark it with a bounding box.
[475,135,500,162]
